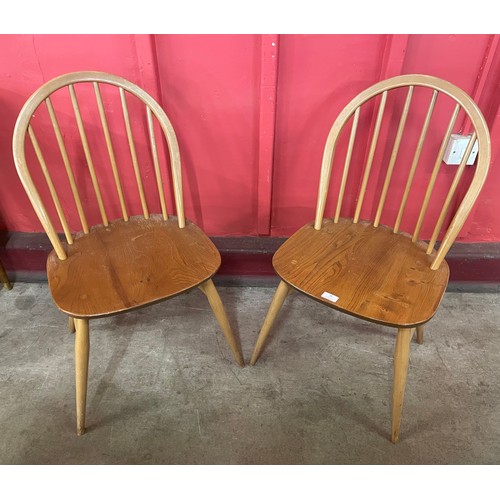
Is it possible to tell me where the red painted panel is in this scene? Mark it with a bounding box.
[271,34,388,235]
[271,34,500,243]
[0,34,152,232]
[0,34,262,236]
[153,35,261,236]
[451,37,500,242]
[0,34,499,245]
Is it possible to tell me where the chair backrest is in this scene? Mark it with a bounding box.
[13,71,185,260]
[314,74,491,270]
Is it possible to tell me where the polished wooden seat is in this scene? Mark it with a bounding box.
[274,218,449,328]
[251,74,491,443]
[47,216,220,318]
[13,71,244,436]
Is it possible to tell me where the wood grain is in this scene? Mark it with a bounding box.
[47,215,220,318]
[273,218,449,328]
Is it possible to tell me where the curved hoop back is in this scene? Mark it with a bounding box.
[13,71,185,260]
[314,74,491,270]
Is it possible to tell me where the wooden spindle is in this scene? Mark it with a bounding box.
[334,107,360,223]
[69,84,109,227]
[426,132,477,254]
[120,88,149,219]
[374,86,413,227]
[412,103,461,242]
[46,97,89,234]
[353,91,388,223]
[28,125,73,245]
[94,83,129,222]
[147,107,168,220]
[394,90,438,233]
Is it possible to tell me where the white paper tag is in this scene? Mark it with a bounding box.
[321,291,339,303]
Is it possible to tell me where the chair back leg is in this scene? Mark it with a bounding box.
[416,325,424,344]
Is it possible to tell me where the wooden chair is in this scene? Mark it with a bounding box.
[12,71,244,435]
[0,258,12,290]
[250,75,491,443]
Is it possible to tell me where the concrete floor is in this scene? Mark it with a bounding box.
[0,282,499,464]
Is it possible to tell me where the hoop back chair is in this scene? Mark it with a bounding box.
[13,71,244,435]
[250,74,491,443]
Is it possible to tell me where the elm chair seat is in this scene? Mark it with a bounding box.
[274,218,449,328]
[48,216,221,318]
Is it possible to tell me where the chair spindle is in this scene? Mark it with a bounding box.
[394,90,438,233]
[426,132,477,254]
[334,107,360,223]
[147,107,168,220]
[412,103,461,242]
[94,83,129,222]
[353,90,388,223]
[120,88,149,219]
[374,86,414,227]
[69,84,109,227]
[28,125,73,245]
[46,97,89,234]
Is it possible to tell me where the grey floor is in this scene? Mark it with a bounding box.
[0,282,499,464]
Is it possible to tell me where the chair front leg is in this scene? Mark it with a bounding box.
[199,279,244,367]
[74,318,90,436]
[391,327,413,443]
[250,280,290,365]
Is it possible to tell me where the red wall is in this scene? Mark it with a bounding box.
[0,34,499,242]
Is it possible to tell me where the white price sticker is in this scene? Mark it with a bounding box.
[321,291,339,303]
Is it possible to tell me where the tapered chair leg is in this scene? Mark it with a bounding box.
[0,260,12,290]
[391,327,413,443]
[250,280,291,365]
[68,316,75,333]
[74,318,90,436]
[199,279,244,367]
[416,325,424,344]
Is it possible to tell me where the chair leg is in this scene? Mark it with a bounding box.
[391,327,413,444]
[198,279,244,367]
[0,260,12,290]
[68,316,75,334]
[250,280,290,365]
[416,325,424,344]
[74,318,89,436]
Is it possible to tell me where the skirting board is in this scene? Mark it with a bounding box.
[1,231,500,292]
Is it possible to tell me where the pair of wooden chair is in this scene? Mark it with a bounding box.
[12,72,490,443]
